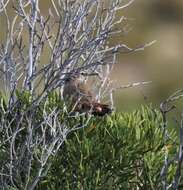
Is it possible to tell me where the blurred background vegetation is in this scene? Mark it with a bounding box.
[111,0,183,111]
[1,0,183,111]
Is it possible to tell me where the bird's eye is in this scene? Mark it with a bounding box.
[80,72,86,76]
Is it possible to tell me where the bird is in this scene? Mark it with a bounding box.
[63,72,112,116]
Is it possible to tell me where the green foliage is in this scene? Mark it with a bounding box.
[37,106,177,190]
[0,92,180,189]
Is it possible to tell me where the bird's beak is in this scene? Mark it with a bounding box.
[81,72,98,77]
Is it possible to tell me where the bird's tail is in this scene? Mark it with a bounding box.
[92,102,113,116]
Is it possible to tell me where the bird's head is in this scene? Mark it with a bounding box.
[64,71,98,84]
[64,72,85,83]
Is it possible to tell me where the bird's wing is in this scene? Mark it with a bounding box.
[76,82,93,102]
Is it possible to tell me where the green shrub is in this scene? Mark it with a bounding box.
[37,106,178,190]
[0,92,181,190]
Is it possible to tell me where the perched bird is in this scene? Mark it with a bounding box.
[63,72,112,116]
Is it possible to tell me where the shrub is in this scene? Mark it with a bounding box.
[37,106,178,190]
[0,91,79,189]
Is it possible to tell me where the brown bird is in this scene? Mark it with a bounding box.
[63,72,112,116]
